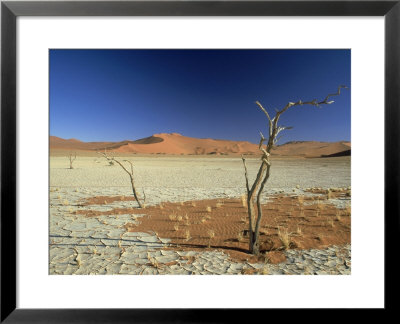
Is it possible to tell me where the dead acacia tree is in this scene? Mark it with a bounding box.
[68,152,76,169]
[242,86,348,255]
[99,151,145,208]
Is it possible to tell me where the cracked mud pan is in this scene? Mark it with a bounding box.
[49,189,351,275]
[49,156,351,275]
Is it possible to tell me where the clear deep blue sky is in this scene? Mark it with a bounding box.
[50,49,350,144]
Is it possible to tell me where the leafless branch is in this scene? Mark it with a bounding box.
[258,131,267,149]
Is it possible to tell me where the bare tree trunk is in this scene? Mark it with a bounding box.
[242,86,347,255]
[252,164,271,255]
[69,152,76,169]
[128,174,143,208]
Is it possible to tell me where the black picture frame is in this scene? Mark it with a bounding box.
[1,0,398,322]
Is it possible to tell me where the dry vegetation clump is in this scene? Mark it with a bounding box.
[207,229,215,248]
[277,227,292,250]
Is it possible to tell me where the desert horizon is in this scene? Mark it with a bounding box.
[50,133,351,158]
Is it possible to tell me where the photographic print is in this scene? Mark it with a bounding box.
[49,49,351,275]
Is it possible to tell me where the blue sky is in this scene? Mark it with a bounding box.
[50,49,350,144]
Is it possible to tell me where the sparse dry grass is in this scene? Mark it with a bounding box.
[207,229,215,247]
[206,206,212,213]
[241,194,247,208]
[277,227,291,250]
[336,210,342,221]
[184,230,191,241]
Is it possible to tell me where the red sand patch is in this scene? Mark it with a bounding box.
[77,191,351,264]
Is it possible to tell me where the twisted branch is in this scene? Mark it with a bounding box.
[98,151,144,208]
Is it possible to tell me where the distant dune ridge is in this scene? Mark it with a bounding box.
[50,133,351,158]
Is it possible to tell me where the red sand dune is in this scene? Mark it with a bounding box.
[272,141,351,158]
[50,134,350,158]
[112,133,259,155]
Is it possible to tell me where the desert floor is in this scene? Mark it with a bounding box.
[50,155,351,275]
